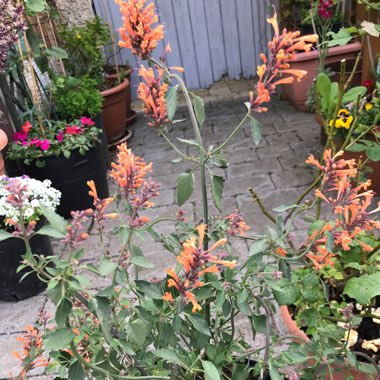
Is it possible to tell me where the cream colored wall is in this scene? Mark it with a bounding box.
[55,0,95,26]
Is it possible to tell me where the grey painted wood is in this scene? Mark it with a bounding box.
[93,0,277,99]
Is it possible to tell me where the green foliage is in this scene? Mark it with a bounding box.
[59,16,112,82]
[53,75,103,120]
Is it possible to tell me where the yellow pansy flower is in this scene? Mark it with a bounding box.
[329,109,353,129]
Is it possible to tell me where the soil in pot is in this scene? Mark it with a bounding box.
[0,220,53,301]
[23,142,109,219]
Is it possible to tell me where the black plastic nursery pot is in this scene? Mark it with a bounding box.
[0,226,53,301]
[23,142,109,219]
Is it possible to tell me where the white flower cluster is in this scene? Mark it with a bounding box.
[0,175,61,224]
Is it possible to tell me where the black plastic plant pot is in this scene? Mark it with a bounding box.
[23,142,109,219]
[0,229,53,301]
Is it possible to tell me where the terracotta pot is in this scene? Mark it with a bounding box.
[0,129,8,176]
[106,66,137,127]
[280,306,377,379]
[282,41,362,111]
[100,77,129,143]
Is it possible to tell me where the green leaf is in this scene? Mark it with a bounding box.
[166,85,178,121]
[36,225,66,239]
[250,117,262,146]
[272,279,301,305]
[366,146,380,162]
[272,203,298,213]
[44,328,75,351]
[154,349,186,367]
[55,298,72,328]
[135,280,163,299]
[327,29,353,47]
[211,175,224,212]
[361,21,380,37]
[68,360,85,380]
[98,259,118,276]
[176,172,194,206]
[177,138,200,147]
[126,320,147,346]
[0,230,12,242]
[192,94,205,128]
[202,360,221,380]
[40,204,67,235]
[316,73,331,112]
[130,256,154,269]
[344,273,380,304]
[268,362,283,380]
[342,86,367,105]
[187,314,211,336]
[24,0,47,13]
[45,47,68,59]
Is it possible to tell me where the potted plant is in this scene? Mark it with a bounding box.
[278,149,380,379]
[0,175,60,301]
[281,0,362,111]
[6,116,109,218]
[58,16,131,143]
[315,71,380,191]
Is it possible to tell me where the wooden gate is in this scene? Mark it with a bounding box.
[93,0,277,99]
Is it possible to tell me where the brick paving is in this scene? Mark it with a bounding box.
[0,79,323,378]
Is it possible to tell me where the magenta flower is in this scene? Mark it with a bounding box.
[56,130,64,143]
[318,0,334,19]
[30,138,41,147]
[80,117,95,126]
[40,140,50,151]
[14,131,28,142]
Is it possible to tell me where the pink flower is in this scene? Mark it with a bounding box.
[80,117,95,126]
[65,125,82,135]
[40,140,50,151]
[14,131,28,142]
[56,130,64,143]
[30,138,41,147]
[22,121,32,133]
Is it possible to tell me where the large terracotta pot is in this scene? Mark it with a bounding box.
[282,41,362,111]
[280,306,377,379]
[100,77,129,143]
[0,129,8,175]
[106,66,137,126]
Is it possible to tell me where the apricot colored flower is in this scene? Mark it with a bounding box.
[249,10,317,112]
[12,325,48,378]
[275,247,287,257]
[117,0,164,59]
[137,65,169,128]
[87,180,117,222]
[164,224,236,312]
[225,209,250,237]
[110,143,153,197]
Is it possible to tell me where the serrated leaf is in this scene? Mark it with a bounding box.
[55,298,72,328]
[192,94,205,128]
[154,349,186,367]
[327,29,353,47]
[176,172,194,206]
[135,280,163,299]
[177,138,200,147]
[130,256,154,269]
[44,328,75,351]
[202,360,221,380]
[272,203,298,213]
[166,85,178,121]
[126,320,147,346]
[187,314,211,336]
[98,259,118,276]
[250,117,262,146]
[0,230,13,242]
[344,273,380,304]
[40,204,67,235]
[211,175,224,212]
[36,225,66,239]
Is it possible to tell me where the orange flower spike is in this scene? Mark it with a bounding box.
[196,224,206,249]
[117,0,164,59]
[163,292,174,302]
[185,291,202,312]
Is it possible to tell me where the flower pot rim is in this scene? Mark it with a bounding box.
[291,40,362,63]
[100,77,130,97]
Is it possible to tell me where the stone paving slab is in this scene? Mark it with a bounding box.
[0,88,324,377]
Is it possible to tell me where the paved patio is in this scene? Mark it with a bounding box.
[0,80,322,379]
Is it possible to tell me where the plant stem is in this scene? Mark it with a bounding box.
[249,187,276,224]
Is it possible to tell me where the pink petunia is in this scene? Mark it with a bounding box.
[80,117,95,126]
[40,140,50,151]
[56,130,64,143]
[65,125,82,135]
[14,131,28,142]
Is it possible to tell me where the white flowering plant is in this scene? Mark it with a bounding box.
[0,175,61,231]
